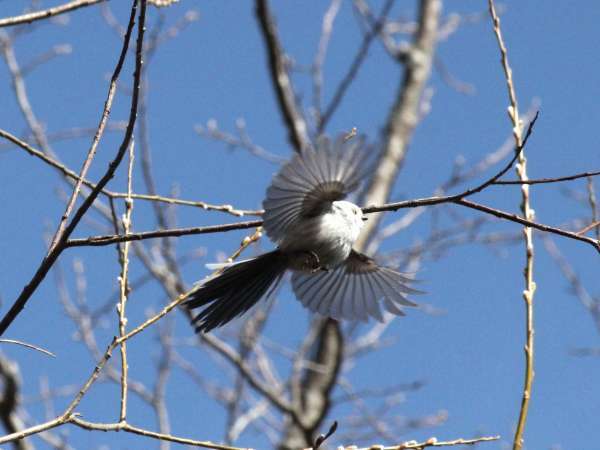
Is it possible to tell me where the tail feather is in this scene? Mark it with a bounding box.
[186,250,286,333]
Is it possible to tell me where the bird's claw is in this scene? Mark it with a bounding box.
[307,251,322,272]
[293,250,324,273]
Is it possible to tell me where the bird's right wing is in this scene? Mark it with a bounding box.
[291,250,420,322]
[262,135,367,245]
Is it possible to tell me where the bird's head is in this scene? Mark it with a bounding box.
[333,200,366,235]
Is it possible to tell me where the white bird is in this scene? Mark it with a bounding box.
[186,135,419,332]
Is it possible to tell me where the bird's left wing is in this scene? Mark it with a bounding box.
[291,250,419,322]
[262,135,367,244]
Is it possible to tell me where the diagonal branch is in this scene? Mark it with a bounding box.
[317,0,395,132]
[0,0,145,337]
[64,191,600,255]
[255,0,310,152]
[56,111,576,256]
[0,127,262,217]
[493,170,600,185]
[453,199,598,252]
[47,4,138,253]
[0,0,105,28]
[66,220,263,247]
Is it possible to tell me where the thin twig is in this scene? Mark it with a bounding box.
[311,0,342,125]
[356,435,500,450]
[47,7,136,254]
[19,44,72,76]
[0,339,55,357]
[54,259,155,405]
[0,329,247,450]
[65,196,600,254]
[487,2,535,449]
[112,192,263,217]
[66,220,263,247]
[0,416,64,446]
[66,116,537,247]
[0,0,105,28]
[0,33,120,227]
[0,128,261,217]
[0,122,127,151]
[0,32,52,160]
[542,236,600,333]
[0,0,145,337]
[195,119,286,165]
[494,170,600,185]
[318,0,395,132]
[0,128,108,194]
[153,318,174,450]
[118,140,135,421]
[576,220,600,236]
[70,416,247,450]
[586,176,599,240]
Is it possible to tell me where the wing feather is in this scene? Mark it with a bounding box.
[291,250,419,322]
[353,275,366,320]
[317,269,345,315]
[354,274,370,321]
[263,135,367,244]
[328,268,350,319]
[361,269,385,322]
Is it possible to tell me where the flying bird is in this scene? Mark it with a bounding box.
[186,135,419,332]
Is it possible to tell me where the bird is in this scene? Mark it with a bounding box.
[186,134,419,333]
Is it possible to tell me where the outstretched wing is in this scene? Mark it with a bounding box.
[262,135,367,244]
[291,250,420,322]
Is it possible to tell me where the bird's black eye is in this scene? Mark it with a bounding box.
[353,209,357,215]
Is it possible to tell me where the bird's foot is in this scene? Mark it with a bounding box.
[292,250,324,273]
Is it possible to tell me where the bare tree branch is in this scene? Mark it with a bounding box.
[357,0,442,248]
[0,0,144,336]
[0,127,261,217]
[66,220,263,247]
[255,0,310,152]
[0,339,55,358]
[355,435,499,450]
[0,0,105,28]
[486,2,536,449]
[493,170,600,185]
[0,356,33,450]
[317,0,395,132]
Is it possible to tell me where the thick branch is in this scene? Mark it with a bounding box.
[255,0,310,152]
[0,0,145,337]
[282,2,441,448]
[357,0,441,248]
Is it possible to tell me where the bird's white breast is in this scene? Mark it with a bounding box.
[280,204,361,269]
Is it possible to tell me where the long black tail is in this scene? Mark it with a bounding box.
[185,250,287,333]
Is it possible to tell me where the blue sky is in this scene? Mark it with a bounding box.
[1,1,599,449]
